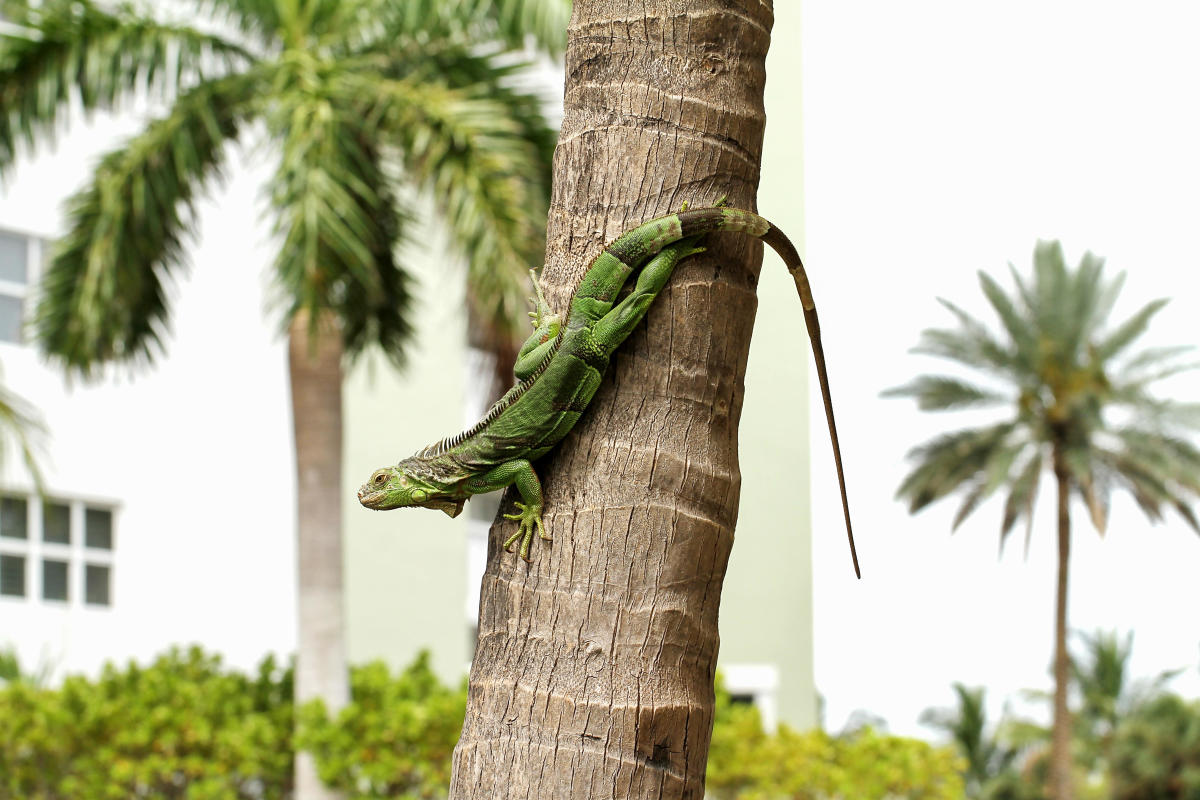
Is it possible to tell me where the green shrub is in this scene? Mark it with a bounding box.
[2,649,969,800]
[707,680,966,799]
[1109,694,1200,800]
[297,652,466,799]
[0,646,294,800]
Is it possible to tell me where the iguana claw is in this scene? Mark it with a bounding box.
[502,500,550,561]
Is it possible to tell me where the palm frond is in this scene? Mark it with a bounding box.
[1000,450,1042,550]
[1095,297,1169,362]
[896,422,1019,514]
[0,0,252,174]
[911,298,1018,377]
[978,270,1035,372]
[31,73,254,375]
[1117,344,1195,377]
[1096,431,1200,531]
[1031,240,1071,343]
[950,442,1023,531]
[1064,445,1111,533]
[882,375,1008,412]
[364,73,553,340]
[267,78,415,365]
[365,0,571,58]
[0,373,46,489]
[195,0,282,42]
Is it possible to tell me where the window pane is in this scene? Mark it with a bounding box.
[85,564,110,606]
[0,496,27,539]
[85,507,113,550]
[0,294,22,343]
[42,559,68,601]
[42,502,70,544]
[0,554,26,597]
[0,231,26,284]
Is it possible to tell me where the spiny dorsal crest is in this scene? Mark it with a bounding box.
[417,335,562,458]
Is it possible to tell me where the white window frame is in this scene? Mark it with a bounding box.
[0,491,117,608]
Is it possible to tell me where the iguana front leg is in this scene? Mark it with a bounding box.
[464,459,549,561]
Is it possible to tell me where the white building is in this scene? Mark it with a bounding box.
[0,114,297,678]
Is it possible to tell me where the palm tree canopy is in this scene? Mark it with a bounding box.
[0,0,565,374]
[886,240,1200,545]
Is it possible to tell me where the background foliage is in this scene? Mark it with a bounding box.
[0,649,976,799]
[3,642,1195,798]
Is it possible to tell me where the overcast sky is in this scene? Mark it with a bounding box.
[800,1,1200,737]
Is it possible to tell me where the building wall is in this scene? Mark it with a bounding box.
[719,1,819,729]
[0,115,297,679]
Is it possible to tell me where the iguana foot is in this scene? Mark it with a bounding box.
[502,501,550,561]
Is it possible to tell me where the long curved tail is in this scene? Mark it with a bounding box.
[607,207,861,578]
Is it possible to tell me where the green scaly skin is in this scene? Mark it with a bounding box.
[357,206,860,576]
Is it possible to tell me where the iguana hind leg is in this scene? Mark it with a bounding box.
[592,236,706,351]
[514,270,561,380]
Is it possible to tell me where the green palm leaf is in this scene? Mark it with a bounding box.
[32,72,255,375]
[370,0,572,57]
[882,375,1007,412]
[0,0,250,174]
[368,75,551,340]
[0,371,45,489]
[267,73,414,363]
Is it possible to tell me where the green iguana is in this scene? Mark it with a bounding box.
[357,206,860,577]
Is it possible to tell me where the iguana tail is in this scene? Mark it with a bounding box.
[607,207,861,579]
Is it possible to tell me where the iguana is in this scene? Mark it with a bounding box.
[357,206,860,577]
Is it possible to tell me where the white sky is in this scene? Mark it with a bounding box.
[801,2,1200,737]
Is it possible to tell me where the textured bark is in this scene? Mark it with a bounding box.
[1051,450,1074,800]
[449,2,773,798]
[290,311,349,800]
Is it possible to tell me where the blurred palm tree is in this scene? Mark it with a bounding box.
[0,0,565,796]
[887,241,1200,800]
[1014,630,1179,783]
[921,683,1019,798]
[0,369,44,488]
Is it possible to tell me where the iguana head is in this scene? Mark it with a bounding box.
[357,464,466,518]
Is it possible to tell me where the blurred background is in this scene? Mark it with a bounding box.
[0,1,1197,798]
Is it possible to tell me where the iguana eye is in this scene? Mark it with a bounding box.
[372,472,387,486]
[411,489,428,503]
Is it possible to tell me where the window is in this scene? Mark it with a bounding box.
[85,564,110,606]
[0,492,116,608]
[43,502,70,544]
[0,229,30,344]
[42,559,68,601]
[0,553,25,597]
[85,508,113,550]
[1,496,27,538]
[0,231,26,282]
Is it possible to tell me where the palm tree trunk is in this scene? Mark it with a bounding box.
[1051,448,1074,800]
[448,2,773,798]
[289,311,349,800]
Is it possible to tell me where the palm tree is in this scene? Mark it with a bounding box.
[448,1,788,797]
[888,241,1200,800]
[921,683,1018,798]
[0,1,565,796]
